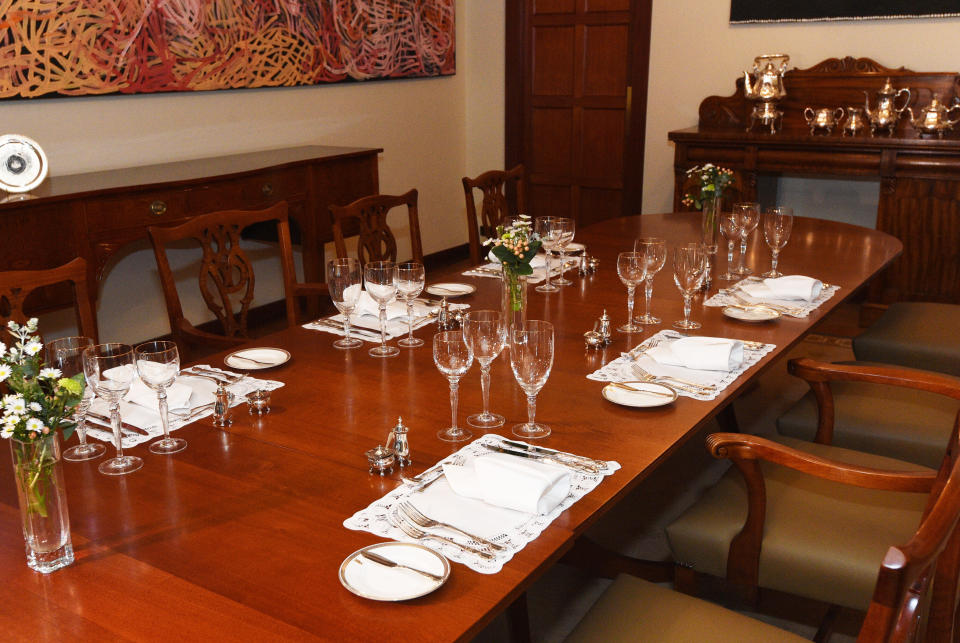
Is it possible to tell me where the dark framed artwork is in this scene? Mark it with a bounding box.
[731,1,960,23]
[0,1,456,99]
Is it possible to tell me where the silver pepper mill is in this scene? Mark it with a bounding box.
[212,382,233,427]
[597,309,613,346]
[386,416,411,467]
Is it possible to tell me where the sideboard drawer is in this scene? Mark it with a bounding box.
[186,168,307,214]
[83,190,190,233]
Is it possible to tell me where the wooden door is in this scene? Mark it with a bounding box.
[506,0,652,226]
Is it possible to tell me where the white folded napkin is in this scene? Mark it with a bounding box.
[647,336,744,372]
[741,275,823,302]
[125,377,193,412]
[353,290,407,318]
[442,453,571,515]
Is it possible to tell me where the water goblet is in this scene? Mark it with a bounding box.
[616,251,647,333]
[734,202,760,276]
[510,320,554,439]
[46,336,105,462]
[635,237,666,325]
[364,260,400,358]
[718,210,743,281]
[762,206,794,278]
[551,217,576,286]
[535,216,561,293]
[83,344,142,476]
[463,310,507,429]
[327,257,363,349]
[396,262,426,348]
[135,340,186,455]
[673,243,707,330]
[433,330,474,442]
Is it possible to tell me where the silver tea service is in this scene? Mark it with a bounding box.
[743,53,789,134]
[804,107,844,136]
[366,444,396,475]
[864,77,911,137]
[906,93,960,138]
[842,107,867,137]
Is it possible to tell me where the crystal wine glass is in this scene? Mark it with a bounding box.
[364,260,399,358]
[552,217,576,286]
[718,209,743,281]
[46,336,105,462]
[396,262,426,348]
[617,251,647,333]
[734,202,761,276]
[327,257,363,350]
[135,340,186,455]
[673,243,707,330]
[535,216,561,293]
[83,344,142,476]
[635,237,666,325]
[433,330,474,442]
[463,310,507,429]
[510,320,554,439]
[762,206,794,278]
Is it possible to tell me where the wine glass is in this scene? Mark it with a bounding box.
[135,341,186,455]
[396,262,426,348]
[552,217,576,286]
[734,202,761,276]
[535,216,561,293]
[463,310,507,429]
[510,320,554,439]
[616,251,647,332]
[673,243,707,330]
[635,238,666,325]
[762,206,794,278]
[83,344,142,476]
[718,209,743,281]
[433,330,474,442]
[45,336,105,462]
[327,258,363,349]
[363,260,399,358]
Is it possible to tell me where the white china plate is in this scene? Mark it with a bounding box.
[722,306,781,322]
[339,542,450,601]
[426,282,476,297]
[602,382,678,408]
[224,347,291,370]
[550,242,585,255]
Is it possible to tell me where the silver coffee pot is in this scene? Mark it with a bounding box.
[863,77,911,137]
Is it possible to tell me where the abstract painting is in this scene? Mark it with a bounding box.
[731,0,960,23]
[0,1,456,99]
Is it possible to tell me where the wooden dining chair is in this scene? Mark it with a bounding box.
[0,257,98,341]
[329,189,423,269]
[462,164,526,265]
[661,359,960,640]
[148,202,327,358]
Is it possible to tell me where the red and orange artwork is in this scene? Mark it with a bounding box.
[0,0,456,99]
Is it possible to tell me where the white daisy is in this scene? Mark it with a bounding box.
[0,364,10,383]
[23,340,42,356]
[0,426,12,439]
[28,402,42,412]
[25,418,44,433]
[5,396,25,415]
[39,367,61,380]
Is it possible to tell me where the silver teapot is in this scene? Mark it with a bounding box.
[743,54,789,134]
[804,107,844,135]
[906,93,960,138]
[863,77,911,137]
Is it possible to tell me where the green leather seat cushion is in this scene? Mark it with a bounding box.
[853,302,960,376]
[666,436,933,612]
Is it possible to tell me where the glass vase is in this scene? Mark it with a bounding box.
[701,198,721,290]
[10,434,74,573]
[501,265,528,331]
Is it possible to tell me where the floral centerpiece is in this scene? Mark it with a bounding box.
[682,163,736,265]
[484,215,542,321]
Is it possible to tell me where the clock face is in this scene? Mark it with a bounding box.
[0,134,48,193]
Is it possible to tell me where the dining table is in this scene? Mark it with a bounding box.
[0,212,901,641]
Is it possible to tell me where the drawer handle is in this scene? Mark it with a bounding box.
[262,183,274,197]
[149,200,167,217]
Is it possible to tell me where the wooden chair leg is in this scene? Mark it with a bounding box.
[559,537,673,582]
[674,562,697,595]
[813,604,841,643]
[506,592,531,643]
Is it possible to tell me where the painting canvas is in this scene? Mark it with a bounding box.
[731,0,960,23]
[0,1,456,99]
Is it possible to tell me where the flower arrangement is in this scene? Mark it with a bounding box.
[484,215,542,311]
[681,163,735,210]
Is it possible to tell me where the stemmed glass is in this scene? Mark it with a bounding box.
[673,243,707,330]
[635,238,666,325]
[364,260,400,358]
[135,340,186,455]
[327,258,363,350]
[46,336,105,462]
[433,330,474,442]
[734,202,760,276]
[463,310,507,429]
[552,217,576,286]
[396,262,426,348]
[510,320,554,439]
[83,344,142,476]
[616,251,647,332]
[718,210,743,281]
[762,206,794,278]
[535,216,561,293]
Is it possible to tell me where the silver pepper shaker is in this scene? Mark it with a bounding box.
[579,253,590,276]
[597,309,613,346]
[386,416,411,467]
[212,382,233,427]
[437,297,450,330]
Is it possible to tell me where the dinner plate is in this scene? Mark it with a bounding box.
[339,542,450,601]
[224,347,291,370]
[722,305,781,322]
[601,382,678,408]
[426,282,476,297]
[550,242,586,255]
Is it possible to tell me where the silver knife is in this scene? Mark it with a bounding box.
[360,550,443,582]
[500,439,606,469]
[87,411,150,436]
[482,444,598,474]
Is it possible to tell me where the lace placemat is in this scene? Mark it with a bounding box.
[343,434,620,574]
[304,302,469,343]
[704,276,840,318]
[586,330,775,401]
[462,259,579,285]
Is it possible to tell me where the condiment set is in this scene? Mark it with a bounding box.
[437,298,464,330]
[365,445,396,475]
[367,417,413,474]
[584,310,613,349]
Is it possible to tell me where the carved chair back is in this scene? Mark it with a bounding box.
[0,257,98,341]
[330,190,423,269]
[462,164,526,264]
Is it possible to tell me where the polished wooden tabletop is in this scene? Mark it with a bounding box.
[0,213,901,641]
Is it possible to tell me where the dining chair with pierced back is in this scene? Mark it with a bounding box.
[329,189,423,269]
[462,164,526,265]
[0,257,98,342]
[148,202,327,359]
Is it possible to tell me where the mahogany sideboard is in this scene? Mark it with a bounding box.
[669,56,960,312]
[0,145,381,314]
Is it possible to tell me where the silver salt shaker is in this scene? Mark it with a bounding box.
[212,382,234,427]
[386,416,411,467]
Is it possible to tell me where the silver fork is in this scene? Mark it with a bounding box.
[395,515,497,560]
[399,502,507,552]
[721,289,804,316]
[181,367,246,384]
[624,337,662,361]
[631,364,715,393]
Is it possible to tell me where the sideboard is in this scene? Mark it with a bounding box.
[0,145,381,314]
[669,57,960,314]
